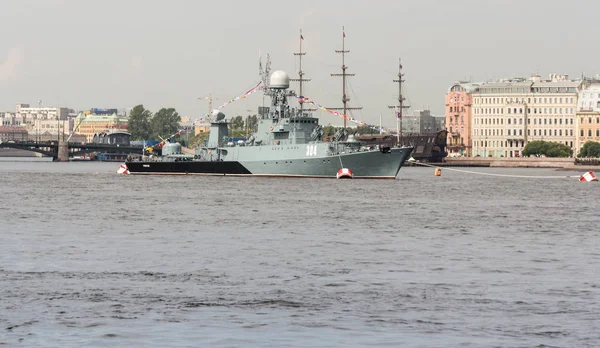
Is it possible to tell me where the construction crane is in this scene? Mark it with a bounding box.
[197,93,220,121]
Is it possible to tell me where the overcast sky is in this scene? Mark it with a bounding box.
[1,0,598,127]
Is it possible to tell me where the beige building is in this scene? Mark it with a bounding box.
[194,121,211,135]
[472,74,581,157]
[28,119,74,142]
[575,85,600,151]
[74,112,128,142]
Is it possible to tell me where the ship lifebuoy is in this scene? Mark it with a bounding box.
[269,125,274,131]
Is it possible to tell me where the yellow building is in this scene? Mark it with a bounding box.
[74,112,128,142]
[194,121,211,135]
[576,111,600,152]
[576,85,600,153]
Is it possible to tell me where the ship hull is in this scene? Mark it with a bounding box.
[125,147,413,179]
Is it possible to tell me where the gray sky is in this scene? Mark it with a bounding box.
[1,0,598,127]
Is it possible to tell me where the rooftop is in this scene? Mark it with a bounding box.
[0,126,28,133]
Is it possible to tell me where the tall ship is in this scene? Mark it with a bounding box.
[124,32,414,178]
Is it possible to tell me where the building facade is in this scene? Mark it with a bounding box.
[28,119,74,142]
[576,85,600,151]
[446,83,479,156]
[472,74,581,157]
[0,126,28,141]
[74,111,128,142]
[402,109,442,135]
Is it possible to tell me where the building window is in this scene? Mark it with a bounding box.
[581,130,584,136]
[589,130,592,137]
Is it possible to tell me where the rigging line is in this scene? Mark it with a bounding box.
[346,79,365,118]
[338,154,344,169]
[411,161,581,179]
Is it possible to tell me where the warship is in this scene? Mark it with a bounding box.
[124,70,413,178]
[123,31,413,178]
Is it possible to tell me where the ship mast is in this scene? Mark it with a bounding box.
[328,26,362,128]
[388,58,409,145]
[290,29,311,111]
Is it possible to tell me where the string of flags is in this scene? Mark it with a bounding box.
[297,96,386,132]
[146,81,264,151]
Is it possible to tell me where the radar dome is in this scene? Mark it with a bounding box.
[269,70,290,89]
[212,109,226,121]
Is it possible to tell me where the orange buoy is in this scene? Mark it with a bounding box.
[337,168,353,179]
[434,167,442,177]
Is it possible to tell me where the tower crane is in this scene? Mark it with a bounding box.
[197,93,220,121]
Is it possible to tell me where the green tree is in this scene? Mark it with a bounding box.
[578,141,600,157]
[245,115,258,134]
[151,108,181,140]
[355,126,378,135]
[323,125,338,137]
[128,104,152,140]
[522,140,573,158]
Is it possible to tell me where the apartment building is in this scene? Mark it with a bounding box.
[445,82,479,156]
[471,74,581,157]
[576,84,600,151]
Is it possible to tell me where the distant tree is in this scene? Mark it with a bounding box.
[578,141,600,158]
[355,126,378,135]
[245,115,258,133]
[230,116,245,130]
[151,108,181,140]
[128,104,152,140]
[522,140,573,158]
[323,125,337,137]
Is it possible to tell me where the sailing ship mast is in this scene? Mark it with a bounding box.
[290,29,312,111]
[388,59,409,144]
[328,26,362,128]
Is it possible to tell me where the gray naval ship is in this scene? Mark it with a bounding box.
[125,71,413,179]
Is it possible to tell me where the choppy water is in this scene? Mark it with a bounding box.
[1,160,599,347]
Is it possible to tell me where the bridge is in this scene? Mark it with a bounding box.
[0,140,144,161]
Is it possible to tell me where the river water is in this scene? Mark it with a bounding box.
[1,161,599,347]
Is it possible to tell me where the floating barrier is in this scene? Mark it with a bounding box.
[412,161,593,181]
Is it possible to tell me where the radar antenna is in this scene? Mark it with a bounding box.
[259,53,272,89]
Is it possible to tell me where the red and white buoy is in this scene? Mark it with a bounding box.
[579,171,598,182]
[117,163,130,175]
[336,168,353,179]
